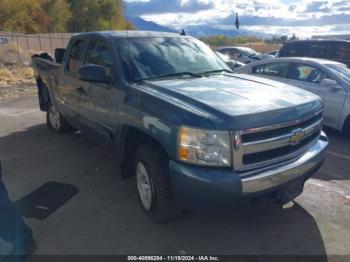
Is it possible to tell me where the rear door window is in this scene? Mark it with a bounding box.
[334,43,350,61]
[84,40,113,76]
[289,63,327,84]
[310,43,334,59]
[252,62,290,78]
[220,49,238,59]
[67,39,86,75]
[279,43,309,57]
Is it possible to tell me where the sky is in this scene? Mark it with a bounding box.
[125,0,350,38]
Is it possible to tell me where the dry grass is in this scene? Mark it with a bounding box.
[239,42,282,53]
[13,67,34,81]
[0,67,13,82]
[0,65,36,100]
[212,42,282,53]
[0,66,34,87]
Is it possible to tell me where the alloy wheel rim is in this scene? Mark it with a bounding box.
[136,162,153,211]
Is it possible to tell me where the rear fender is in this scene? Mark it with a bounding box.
[36,79,51,111]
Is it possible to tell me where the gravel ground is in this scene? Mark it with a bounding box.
[0,82,36,100]
[0,94,349,260]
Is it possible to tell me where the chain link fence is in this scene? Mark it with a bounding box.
[0,32,73,66]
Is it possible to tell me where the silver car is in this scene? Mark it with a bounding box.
[235,57,350,133]
[215,52,245,70]
[217,46,263,64]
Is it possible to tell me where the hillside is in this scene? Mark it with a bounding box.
[127,16,273,39]
[127,17,176,33]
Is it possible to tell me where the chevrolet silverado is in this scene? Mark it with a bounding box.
[31,31,328,223]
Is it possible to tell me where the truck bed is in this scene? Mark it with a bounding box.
[31,53,62,112]
[32,56,60,77]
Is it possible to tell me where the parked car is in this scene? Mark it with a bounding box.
[278,39,350,67]
[266,50,279,57]
[236,57,350,133]
[215,52,244,70]
[217,46,264,64]
[31,31,328,223]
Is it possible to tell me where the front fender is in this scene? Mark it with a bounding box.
[115,85,215,160]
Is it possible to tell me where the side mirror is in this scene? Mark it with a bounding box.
[78,65,112,84]
[320,79,341,90]
[226,61,236,71]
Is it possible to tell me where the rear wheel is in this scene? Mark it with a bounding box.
[134,143,181,223]
[46,103,72,133]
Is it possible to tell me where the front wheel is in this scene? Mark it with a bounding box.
[46,103,72,133]
[134,142,181,223]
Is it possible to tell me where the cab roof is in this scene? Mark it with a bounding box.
[72,30,185,39]
[285,39,350,44]
[273,57,342,64]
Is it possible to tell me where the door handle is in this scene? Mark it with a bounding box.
[76,86,87,95]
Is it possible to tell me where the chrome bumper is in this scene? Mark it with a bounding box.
[241,132,328,194]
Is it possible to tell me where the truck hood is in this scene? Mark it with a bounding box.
[143,74,323,130]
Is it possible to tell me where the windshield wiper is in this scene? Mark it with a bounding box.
[199,69,234,75]
[138,72,202,82]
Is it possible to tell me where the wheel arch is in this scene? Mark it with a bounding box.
[341,114,350,135]
[118,125,170,179]
[36,77,51,111]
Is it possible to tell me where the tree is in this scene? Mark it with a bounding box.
[265,34,298,44]
[42,0,72,33]
[200,35,263,46]
[0,1,9,28]
[68,0,133,32]
[0,0,49,33]
[0,0,133,33]
[289,33,298,41]
[279,35,288,44]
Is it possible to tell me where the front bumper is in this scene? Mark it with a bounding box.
[169,134,328,209]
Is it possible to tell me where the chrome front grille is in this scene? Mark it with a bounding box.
[232,111,323,172]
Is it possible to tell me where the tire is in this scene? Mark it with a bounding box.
[342,117,350,138]
[46,103,73,133]
[134,142,181,223]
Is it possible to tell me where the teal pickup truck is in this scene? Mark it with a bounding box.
[31,31,328,223]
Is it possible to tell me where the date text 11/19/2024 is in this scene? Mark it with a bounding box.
[127,256,220,261]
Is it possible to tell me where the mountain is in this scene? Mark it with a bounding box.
[127,17,177,33]
[127,16,274,39]
[182,25,273,39]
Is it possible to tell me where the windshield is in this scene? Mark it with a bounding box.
[116,37,230,82]
[239,47,259,56]
[216,51,230,61]
[327,63,350,85]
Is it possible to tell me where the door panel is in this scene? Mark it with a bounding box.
[84,83,119,135]
[58,76,84,120]
[76,39,119,140]
[287,63,346,128]
[61,39,89,122]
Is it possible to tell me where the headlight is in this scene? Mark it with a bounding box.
[178,126,232,167]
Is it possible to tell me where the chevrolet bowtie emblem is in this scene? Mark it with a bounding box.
[290,130,305,145]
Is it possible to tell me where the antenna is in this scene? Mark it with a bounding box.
[180,19,186,36]
[233,11,239,30]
